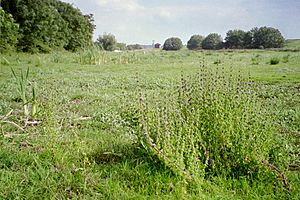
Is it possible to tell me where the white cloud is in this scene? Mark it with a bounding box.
[157,9,172,20]
[95,0,143,12]
[61,0,300,43]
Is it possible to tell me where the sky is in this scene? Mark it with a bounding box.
[61,0,300,44]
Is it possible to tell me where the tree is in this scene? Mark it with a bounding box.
[224,30,246,49]
[187,35,204,50]
[251,26,285,49]
[202,33,223,50]
[127,44,143,50]
[115,43,127,51]
[95,33,117,51]
[243,31,254,49]
[55,0,95,51]
[162,37,183,51]
[0,0,95,52]
[0,7,19,52]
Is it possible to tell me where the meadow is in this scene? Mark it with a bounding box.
[0,47,299,199]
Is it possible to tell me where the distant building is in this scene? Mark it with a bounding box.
[154,43,161,48]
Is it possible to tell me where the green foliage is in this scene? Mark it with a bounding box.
[187,35,204,50]
[95,33,117,51]
[127,44,143,50]
[0,7,19,52]
[282,54,289,63]
[0,0,95,53]
[224,30,247,49]
[163,37,183,51]
[251,54,261,65]
[57,2,95,51]
[77,46,105,65]
[223,27,285,49]
[252,26,285,49]
[201,33,223,50]
[115,43,127,51]
[243,31,254,49]
[0,51,299,198]
[270,57,280,65]
[136,64,288,182]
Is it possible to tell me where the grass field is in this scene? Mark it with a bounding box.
[0,47,299,199]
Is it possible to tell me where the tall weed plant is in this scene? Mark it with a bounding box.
[135,62,287,183]
[11,67,38,117]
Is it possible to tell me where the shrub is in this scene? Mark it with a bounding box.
[187,35,204,50]
[135,63,287,183]
[270,57,280,65]
[163,37,183,51]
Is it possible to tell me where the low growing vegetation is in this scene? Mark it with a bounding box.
[0,1,299,199]
[136,63,288,185]
[0,48,299,199]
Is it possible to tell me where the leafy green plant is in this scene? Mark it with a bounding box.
[135,63,288,186]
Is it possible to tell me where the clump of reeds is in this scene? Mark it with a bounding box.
[11,67,38,117]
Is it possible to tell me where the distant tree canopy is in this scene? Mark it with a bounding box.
[251,26,285,49]
[187,26,285,50]
[95,33,117,51]
[187,35,204,50]
[127,44,143,50]
[224,30,247,49]
[201,33,223,50]
[0,0,95,53]
[224,27,285,49]
[163,37,183,51]
[115,43,127,51]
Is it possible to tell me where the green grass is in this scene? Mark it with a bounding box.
[285,39,300,49]
[0,49,299,199]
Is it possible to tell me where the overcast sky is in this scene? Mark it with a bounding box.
[61,0,300,44]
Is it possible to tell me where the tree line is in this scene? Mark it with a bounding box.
[163,26,285,51]
[94,33,144,51]
[0,0,95,53]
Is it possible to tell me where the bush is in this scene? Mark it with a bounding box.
[187,35,204,50]
[202,33,223,50]
[163,37,183,51]
[270,57,280,65]
[135,64,287,182]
